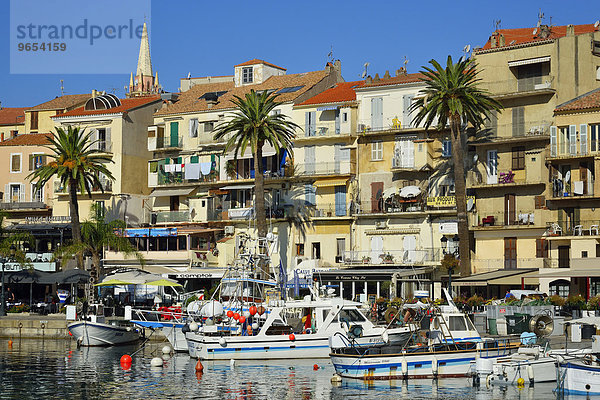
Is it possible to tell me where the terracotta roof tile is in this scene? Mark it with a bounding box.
[29,94,91,111]
[555,87,600,112]
[360,73,427,88]
[0,107,27,126]
[156,70,328,116]
[478,24,598,51]
[297,80,365,106]
[0,133,52,146]
[54,96,161,118]
[234,59,286,70]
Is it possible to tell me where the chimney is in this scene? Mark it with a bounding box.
[91,89,97,98]
[490,33,498,48]
[566,24,575,36]
[366,75,372,85]
[374,73,380,82]
[205,92,218,109]
[0,101,2,110]
[383,70,391,79]
[333,59,341,73]
[498,33,505,47]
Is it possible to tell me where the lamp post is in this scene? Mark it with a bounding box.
[441,234,460,297]
[0,244,17,317]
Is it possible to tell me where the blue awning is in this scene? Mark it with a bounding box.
[125,228,178,237]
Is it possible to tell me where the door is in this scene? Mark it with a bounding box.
[504,237,517,269]
[336,238,345,263]
[504,194,516,225]
[487,150,498,184]
[403,235,417,263]
[304,146,315,175]
[170,122,179,147]
[371,182,383,212]
[334,185,346,216]
[170,195,179,212]
[370,236,383,264]
[371,97,383,130]
[558,246,570,268]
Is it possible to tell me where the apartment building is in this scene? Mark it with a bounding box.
[0,106,26,142]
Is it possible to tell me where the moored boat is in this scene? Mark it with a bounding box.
[556,355,600,396]
[68,318,141,346]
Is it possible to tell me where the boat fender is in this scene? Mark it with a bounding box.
[182,323,190,334]
[219,337,227,347]
[432,356,438,379]
[401,357,408,379]
[485,374,492,388]
[189,322,199,332]
[526,365,534,386]
[195,360,204,372]
[230,359,235,367]
[162,345,172,355]
[331,374,342,385]
[150,357,163,367]
[516,377,525,387]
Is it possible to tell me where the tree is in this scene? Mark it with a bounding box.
[411,56,502,277]
[213,90,299,240]
[55,205,144,297]
[28,126,114,244]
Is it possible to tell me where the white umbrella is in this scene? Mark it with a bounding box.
[399,185,421,198]
[200,300,224,317]
[382,187,397,198]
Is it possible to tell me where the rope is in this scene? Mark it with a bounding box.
[130,328,157,357]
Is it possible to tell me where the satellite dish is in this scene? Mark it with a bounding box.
[565,170,571,182]
[533,28,538,36]
[467,198,474,212]
[529,314,554,337]
[463,44,471,53]
[595,20,600,28]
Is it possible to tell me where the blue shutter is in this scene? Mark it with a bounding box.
[304,184,316,206]
[335,186,346,216]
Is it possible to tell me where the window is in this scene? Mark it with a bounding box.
[534,195,545,209]
[442,139,452,157]
[536,238,548,258]
[305,111,316,136]
[296,243,304,256]
[582,251,588,258]
[448,316,467,331]
[550,280,570,297]
[336,238,346,263]
[512,107,525,136]
[371,141,383,160]
[393,138,415,168]
[512,146,525,170]
[8,184,24,203]
[189,118,198,138]
[31,183,43,203]
[30,111,39,130]
[276,86,303,94]
[204,122,214,133]
[97,128,107,152]
[342,112,348,123]
[29,154,45,170]
[273,109,281,116]
[242,67,253,84]
[591,124,599,153]
[593,41,600,56]
[10,154,21,172]
[95,201,105,219]
[312,242,321,259]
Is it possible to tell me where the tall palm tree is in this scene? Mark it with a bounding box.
[411,56,502,278]
[28,126,114,244]
[56,205,144,299]
[213,90,299,240]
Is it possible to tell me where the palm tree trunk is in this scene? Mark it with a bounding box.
[450,115,471,278]
[254,142,267,238]
[92,252,101,302]
[68,180,82,243]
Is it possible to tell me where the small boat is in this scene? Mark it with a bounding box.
[556,355,600,396]
[68,317,141,346]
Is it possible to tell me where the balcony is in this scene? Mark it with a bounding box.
[342,248,441,266]
[470,210,543,229]
[154,210,190,224]
[54,179,112,194]
[544,220,600,237]
[550,180,595,199]
[294,161,354,176]
[470,257,545,274]
[299,121,351,140]
[149,135,183,151]
[467,169,545,189]
[305,203,350,218]
[0,201,47,210]
[228,207,253,220]
[357,119,424,134]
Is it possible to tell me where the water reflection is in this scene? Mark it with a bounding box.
[1,339,598,399]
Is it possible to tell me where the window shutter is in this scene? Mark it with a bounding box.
[189,119,197,138]
[569,125,577,155]
[190,155,199,163]
[512,107,525,137]
[580,124,588,155]
[310,111,316,136]
[105,128,111,152]
[41,155,47,166]
[11,154,20,171]
[305,112,310,137]
[550,126,557,157]
[3,184,8,201]
[29,154,34,171]
[19,184,26,202]
[591,124,598,153]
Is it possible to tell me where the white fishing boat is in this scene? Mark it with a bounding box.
[556,355,600,396]
[186,296,414,360]
[68,317,141,346]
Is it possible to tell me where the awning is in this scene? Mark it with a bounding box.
[220,184,254,190]
[534,269,600,279]
[224,144,277,161]
[313,178,348,188]
[316,105,339,111]
[150,187,194,197]
[177,227,223,235]
[453,268,538,287]
[508,56,551,67]
[124,228,177,237]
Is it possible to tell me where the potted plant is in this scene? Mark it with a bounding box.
[362,255,371,264]
[587,295,600,316]
[466,295,484,311]
[380,253,394,264]
[567,294,586,318]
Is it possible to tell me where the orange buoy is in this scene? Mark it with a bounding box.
[195,371,203,382]
[195,359,204,372]
[120,354,132,365]
[313,364,319,370]
[289,333,295,341]
[8,340,13,347]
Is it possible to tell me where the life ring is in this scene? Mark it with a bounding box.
[384,307,399,324]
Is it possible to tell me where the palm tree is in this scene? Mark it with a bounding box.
[411,56,502,278]
[213,90,299,240]
[28,126,114,244]
[55,205,144,294]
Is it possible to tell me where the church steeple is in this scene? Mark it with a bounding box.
[127,21,161,97]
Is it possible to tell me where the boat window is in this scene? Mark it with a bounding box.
[466,316,476,331]
[339,309,366,323]
[448,316,467,331]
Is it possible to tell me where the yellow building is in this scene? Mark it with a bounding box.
[25,94,90,134]
[459,22,600,297]
[0,107,27,141]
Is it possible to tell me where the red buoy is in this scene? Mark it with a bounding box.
[239,316,246,324]
[227,310,234,318]
[195,359,204,372]
[289,333,295,341]
[249,306,257,316]
[8,340,13,347]
[68,331,73,336]
[233,313,240,321]
[120,354,132,365]
[313,364,319,370]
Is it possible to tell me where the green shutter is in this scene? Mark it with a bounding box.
[190,156,199,163]
[170,122,179,147]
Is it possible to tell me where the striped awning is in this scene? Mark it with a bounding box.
[313,178,348,188]
[508,56,550,67]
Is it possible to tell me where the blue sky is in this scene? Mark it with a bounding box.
[0,0,596,107]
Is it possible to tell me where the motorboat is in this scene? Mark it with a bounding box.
[556,355,600,396]
[68,316,141,346]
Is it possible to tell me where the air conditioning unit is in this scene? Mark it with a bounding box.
[375,220,387,229]
[224,225,235,235]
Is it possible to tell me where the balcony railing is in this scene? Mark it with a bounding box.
[545,220,600,237]
[550,179,595,198]
[228,207,253,219]
[470,210,539,228]
[150,136,183,150]
[470,257,546,274]
[305,203,350,218]
[302,121,346,138]
[357,119,422,133]
[294,161,353,176]
[355,199,427,214]
[342,248,441,265]
[54,180,112,193]
[154,210,190,224]
[0,201,46,210]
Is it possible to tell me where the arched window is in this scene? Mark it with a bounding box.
[549,279,570,297]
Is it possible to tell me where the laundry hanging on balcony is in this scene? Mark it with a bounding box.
[200,162,212,176]
[184,163,201,180]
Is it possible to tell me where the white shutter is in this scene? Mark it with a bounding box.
[569,125,577,155]
[89,129,98,150]
[105,127,111,152]
[19,183,26,202]
[580,124,588,155]
[189,119,198,138]
[550,126,557,157]
[3,184,9,202]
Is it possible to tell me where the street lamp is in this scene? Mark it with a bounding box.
[0,244,17,317]
[441,235,460,296]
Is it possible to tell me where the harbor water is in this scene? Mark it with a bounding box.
[0,338,595,399]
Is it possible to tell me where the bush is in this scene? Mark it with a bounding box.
[549,295,566,306]
[7,304,29,313]
[587,295,600,310]
[466,295,484,307]
[566,294,586,309]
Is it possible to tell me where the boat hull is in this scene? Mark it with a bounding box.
[487,357,556,385]
[132,321,188,352]
[558,361,600,396]
[68,321,141,346]
[331,344,518,380]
